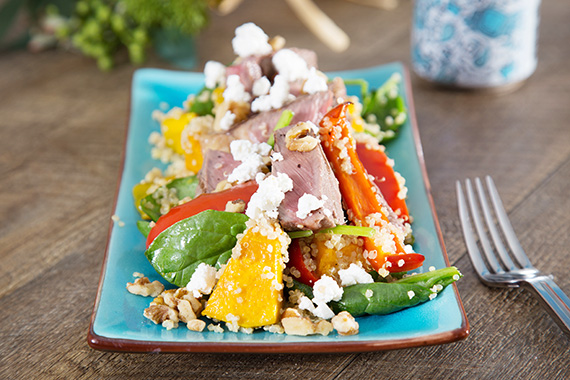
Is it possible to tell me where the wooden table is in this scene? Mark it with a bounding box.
[1,0,569,378]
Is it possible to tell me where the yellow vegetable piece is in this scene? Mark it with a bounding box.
[203,220,288,328]
[313,235,364,278]
[212,87,224,105]
[132,181,153,219]
[161,112,196,155]
[347,103,364,133]
[183,133,203,174]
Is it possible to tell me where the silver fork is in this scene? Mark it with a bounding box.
[456,176,570,336]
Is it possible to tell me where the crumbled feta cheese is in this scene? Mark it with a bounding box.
[227,140,272,184]
[429,293,437,300]
[227,155,266,184]
[186,263,217,298]
[223,75,251,103]
[232,22,273,58]
[271,152,284,162]
[204,60,226,89]
[312,299,335,320]
[453,274,460,281]
[251,75,294,112]
[407,290,415,299]
[298,296,316,313]
[229,140,271,161]
[338,264,374,286]
[404,244,415,253]
[365,289,374,298]
[246,173,293,220]
[303,67,328,94]
[296,193,326,219]
[219,110,236,131]
[252,76,271,96]
[272,48,310,82]
[397,259,405,267]
[312,275,343,303]
[429,266,436,272]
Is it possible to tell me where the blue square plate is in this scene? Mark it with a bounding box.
[88,62,469,353]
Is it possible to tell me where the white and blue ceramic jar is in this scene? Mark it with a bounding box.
[411,0,541,89]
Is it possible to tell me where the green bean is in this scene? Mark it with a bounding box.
[330,267,462,316]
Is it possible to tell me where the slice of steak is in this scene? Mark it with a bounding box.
[272,124,344,231]
[226,56,263,93]
[197,150,241,194]
[229,88,334,143]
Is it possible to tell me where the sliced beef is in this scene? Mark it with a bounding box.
[228,88,334,143]
[272,125,344,231]
[197,150,240,194]
[226,56,263,93]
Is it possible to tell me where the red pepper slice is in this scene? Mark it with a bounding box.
[386,253,425,273]
[146,181,258,248]
[356,142,410,222]
[287,239,318,286]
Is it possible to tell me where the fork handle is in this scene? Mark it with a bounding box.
[525,276,570,336]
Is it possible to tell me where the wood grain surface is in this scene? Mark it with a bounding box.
[1,0,569,379]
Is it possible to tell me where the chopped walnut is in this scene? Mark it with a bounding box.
[280,308,332,336]
[126,276,164,297]
[281,315,315,336]
[286,122,319,152]
[162,319,179,330]
[213,100,250,132]
[331,311,359,336]
[177,299,197,323]
[144,287,204,330]
[214,180,232,192]
[314,320,333,336]
[225,199,246,213]
[269,35,286,51]
[187,319,206,332]
[144,304,179,325]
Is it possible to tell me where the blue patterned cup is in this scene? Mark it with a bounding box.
[411,0,541,89]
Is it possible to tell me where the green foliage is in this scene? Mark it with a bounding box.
[123,0,210,36]
[56,0,148,70]
[54,0,210,70]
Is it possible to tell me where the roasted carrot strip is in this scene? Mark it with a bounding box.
[319,103,422,273]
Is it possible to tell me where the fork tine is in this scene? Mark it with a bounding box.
[465,178,504,274]
[456,180,490,278]
[475,178,517,271]
[485,176,534,269]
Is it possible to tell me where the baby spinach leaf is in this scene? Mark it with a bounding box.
[136,220,152,238]
[145,209,248,287]
[189,87,215,116]
[140,176,199,222]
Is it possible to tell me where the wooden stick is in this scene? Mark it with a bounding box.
[285,0,350,52]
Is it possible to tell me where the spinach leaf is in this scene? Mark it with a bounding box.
[145,209,249,287]
[189,87,214,116]
[140,176,199,222]
[344,74,407,143]
[136,220,152,238]
[330,267,462,316]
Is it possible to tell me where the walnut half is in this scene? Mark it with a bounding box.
[126,276,164,298]
[331,311,359,336]
[286,122,319,152]
[280,308,333,336]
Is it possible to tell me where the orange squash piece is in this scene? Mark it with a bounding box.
[203,219,288,328]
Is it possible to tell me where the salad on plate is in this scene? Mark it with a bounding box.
[125,22,462,337]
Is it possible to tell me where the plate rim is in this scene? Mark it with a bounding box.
[87,62,469,353]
